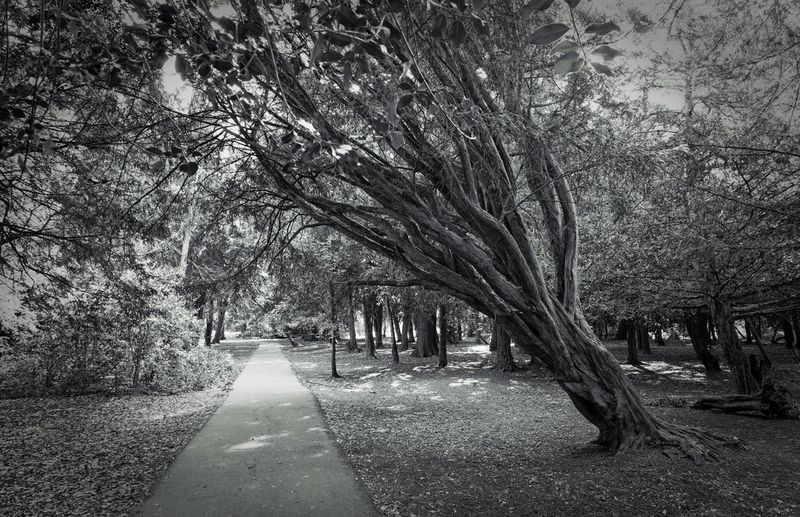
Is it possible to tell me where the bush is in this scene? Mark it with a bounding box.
[0,260,236,398]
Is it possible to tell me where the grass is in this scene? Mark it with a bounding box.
[285,337,800,517]
[0,339,260,517]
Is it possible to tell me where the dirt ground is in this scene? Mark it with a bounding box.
[0,340,260,517]
[285,338,800,517]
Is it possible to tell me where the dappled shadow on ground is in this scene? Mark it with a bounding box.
[284,337,800,517]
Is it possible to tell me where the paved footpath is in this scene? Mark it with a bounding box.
[136,340,377,517]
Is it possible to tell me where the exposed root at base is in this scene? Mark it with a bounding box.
[610,423,744,462]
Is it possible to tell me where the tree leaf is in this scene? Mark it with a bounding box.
[584,21,621,36]
[564,0,580,8]
[521,0,554,18]
[387,96,399,126]
[179,162,199,175]
[591,62,614,76]
[431,14,447,38]
[553,51,584,76]
[448,19,467,46]
[471,15,490,36]
[388,131,404,150]
[591,44,622,61]
[529,23,569,45]
[396,93,414,112]
[552,39,580,54]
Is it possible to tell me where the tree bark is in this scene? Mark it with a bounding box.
[212,295,227,344]
[438,304,448,367]
[615,319,628,340]
[780,315,796,349]
[708,298,760,394]
[684,312,722,374]
[489,319,499,351]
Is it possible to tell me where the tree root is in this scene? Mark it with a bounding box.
[692,381,795,419]
[611,422,744,462]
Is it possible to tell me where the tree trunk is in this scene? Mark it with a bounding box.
[637,321,651,354]
[347,286,360,352]
[438,304,448,368]
[362,294,376,358]
[457,320,463,343]
[391,306,402,347]
[489,319,499,351]
[684,312,722,374]
[204,289,214,347]
[412,308,438,358]
[212,296,227,344]
[179,200,195,278]
[385,296,400,364]
[615,319,628,340]
[708,298,760,394]
[373,301,384,349]
[494,323,517,371]
[625,319,640,365]
[400,311,411,351]
[655,324,666,347]
[329,281,340,378]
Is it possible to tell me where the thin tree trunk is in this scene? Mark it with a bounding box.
[684,312,722,374]
[708,298,760,394]
[373,301,384,349]
[347,286,359,352]
[212,295,228,344]
[385,296,400,364]
[329,281,340,378]
[655,324,666,347]
[204,289,214,347]
[363,294,376,358]
[400,311,411,351]
[637,321,651,354]
[625,319,640,365]
[438,304,448,368]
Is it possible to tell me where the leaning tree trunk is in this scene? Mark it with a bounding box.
[203,289,214,347]
[708,298,760,394]
[684,312,722,374]
[212,296,228,344]
[493,323,517,372]
[437,304,448,367]
[362,294,376,358]
[226,4,733,455]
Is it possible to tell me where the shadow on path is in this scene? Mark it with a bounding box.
[135,340,377,517]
